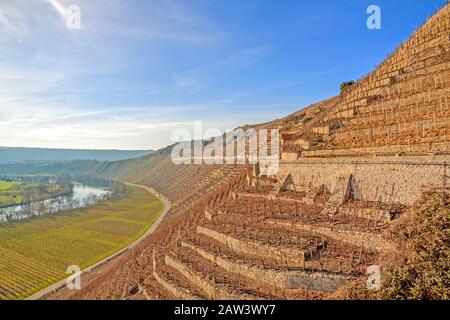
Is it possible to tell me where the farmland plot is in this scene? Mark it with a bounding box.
[0,185,163,300]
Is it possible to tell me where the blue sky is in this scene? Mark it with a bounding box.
[0,0,446,150]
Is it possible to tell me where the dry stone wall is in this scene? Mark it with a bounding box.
[279,157,448,205]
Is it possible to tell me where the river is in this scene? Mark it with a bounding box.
[0,182,111,223]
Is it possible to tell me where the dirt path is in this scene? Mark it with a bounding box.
[26,182,170,300]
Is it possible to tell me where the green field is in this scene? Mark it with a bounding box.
[0,185,164,300]
[0,179,63,208]
[0,181,24,206]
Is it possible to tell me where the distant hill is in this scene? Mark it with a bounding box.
[0,147,153,164]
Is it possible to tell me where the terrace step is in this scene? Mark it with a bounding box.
[266,206,390,232]
[167,247,280,300]
[184,230,376,275]
[321,204,394,223]
[234,191,322,207]
[181,238,355,293]
[267,219,393,252]
[140,279,175,300]
[152,255,206,300]
[208,198,324,223]
[231,196,394,225]
[196,224,325,267]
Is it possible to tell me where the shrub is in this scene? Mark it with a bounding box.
[340,81,354,95]
[302,117,312,124]
[378,193,450,300]
[336,193,450,300]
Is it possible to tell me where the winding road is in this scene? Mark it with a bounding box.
[26,182,170,300]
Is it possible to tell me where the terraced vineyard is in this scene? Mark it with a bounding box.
[0,185,163,300]
[277,4,449,158]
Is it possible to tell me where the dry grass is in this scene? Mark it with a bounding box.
[334,192,449,300]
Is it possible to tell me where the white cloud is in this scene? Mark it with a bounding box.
[174,76,200,88]
[0,99,283,149]
[152,0,210,27]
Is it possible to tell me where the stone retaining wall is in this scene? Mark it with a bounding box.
[302,141,449,157]
[279,157,448,205]
[181,241,355,292]
[197,226,316,266]
[165,254,254,300]
[268,220,392,252]
[152,268,202,300]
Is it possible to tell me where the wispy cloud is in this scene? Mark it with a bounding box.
[0,98,285,149]
[181,45,273,75]
[0,0,31,41]
[45,0,68,19]
[171,44,273,94]
[152,0,211,27]
[0,1,280,150]
[89,22,219,44]
[206,45,273,70]
[79,0,220,44]
[174,75,201,89]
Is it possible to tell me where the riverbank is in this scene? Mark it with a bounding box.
[0,181,115,223]
[0,179,68,209]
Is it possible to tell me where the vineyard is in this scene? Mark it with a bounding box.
[0,185,164,300]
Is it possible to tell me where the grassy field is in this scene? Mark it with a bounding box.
[0,185,164,300]
[0,181,24,206]
[0,180,62,207]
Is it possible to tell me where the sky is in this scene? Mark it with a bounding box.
[0,0,446,150]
